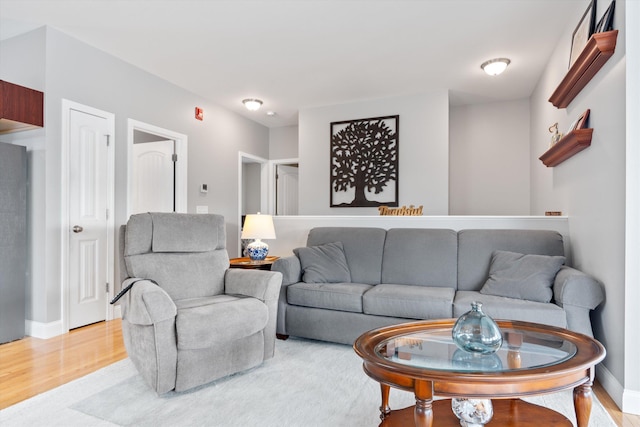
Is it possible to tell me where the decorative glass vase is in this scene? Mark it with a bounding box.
[451,398,493,427]
[452,301,503,355]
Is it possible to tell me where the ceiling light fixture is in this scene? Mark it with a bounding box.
[481,58,511,76]
[242,98,263,111]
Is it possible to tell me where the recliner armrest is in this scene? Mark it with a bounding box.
[121,278,177,325]
[271,256,302,286]
[224,269,282,302]
[553,266,605,309]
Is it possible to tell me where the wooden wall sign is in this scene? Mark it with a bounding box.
[378,205,423,216]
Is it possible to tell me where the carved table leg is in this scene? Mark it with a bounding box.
[380,383,391,420]
[574,382,593,427]
[414,380,434,427]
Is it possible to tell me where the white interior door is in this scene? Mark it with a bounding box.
[69,109,109,329]
[132,140,175,213]
[276,164,299,215]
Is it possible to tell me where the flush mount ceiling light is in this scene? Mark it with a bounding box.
[242,98,263,111]
[481,58,511,76]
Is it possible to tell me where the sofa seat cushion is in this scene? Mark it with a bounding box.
[363,284,454,319]
[287,282,373,313]
[454,291,567,329]
[176,296,268,350]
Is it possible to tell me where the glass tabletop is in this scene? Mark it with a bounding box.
[375,326,577,373]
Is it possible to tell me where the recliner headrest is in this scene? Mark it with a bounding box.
[124,212,226,255]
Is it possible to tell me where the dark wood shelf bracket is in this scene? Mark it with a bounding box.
[548,30,618,109]
[539,128,593,167]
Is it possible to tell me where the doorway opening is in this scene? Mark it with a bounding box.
[238,152,268,257]
[127,120,188,217]
[272,159,299,215]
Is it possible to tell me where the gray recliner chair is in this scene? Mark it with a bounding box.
[117,212,282,393]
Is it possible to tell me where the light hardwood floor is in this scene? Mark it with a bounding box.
[1,319,639,426]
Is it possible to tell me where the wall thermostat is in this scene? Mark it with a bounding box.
[200,184,208,193]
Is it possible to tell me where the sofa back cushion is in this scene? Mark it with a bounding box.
[457,229,565,292]
[381,228,458,288]
[307,227,386,285]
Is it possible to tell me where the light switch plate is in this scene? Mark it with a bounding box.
[196,205,208,214]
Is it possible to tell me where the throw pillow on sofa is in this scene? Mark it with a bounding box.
[293,241,351,283]
[480,250,565,303]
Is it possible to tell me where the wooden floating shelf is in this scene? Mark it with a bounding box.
[549,30,618,109]
[539,128,593,167]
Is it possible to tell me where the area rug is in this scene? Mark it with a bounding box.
[1,338,615,426]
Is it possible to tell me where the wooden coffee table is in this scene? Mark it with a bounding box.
[354,319,605,427]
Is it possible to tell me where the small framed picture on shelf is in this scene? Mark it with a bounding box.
[569,0,597,68]
[567,109,591,134]
[575,109,591,130]
[595,0,615,33]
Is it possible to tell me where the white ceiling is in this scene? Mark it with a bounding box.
[0,0,585,128]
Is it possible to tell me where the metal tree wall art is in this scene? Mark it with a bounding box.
[330,115,399,207]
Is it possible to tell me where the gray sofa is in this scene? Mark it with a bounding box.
[272,227,604,345]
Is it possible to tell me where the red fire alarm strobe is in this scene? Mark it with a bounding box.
[195,107,204,121]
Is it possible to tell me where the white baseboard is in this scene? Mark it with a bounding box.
[25,319,64,339]
[623,389,640,415]
[598,364,624,408]
[587,365,640,415]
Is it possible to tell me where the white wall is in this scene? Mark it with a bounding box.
[449,99,530,215]
[298,92,449,215]
[624,0,640,415]
[0,27,270,331]
[269,125,298,159]
[530,0,627,408]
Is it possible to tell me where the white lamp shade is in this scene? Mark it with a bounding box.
[241,214,276,239]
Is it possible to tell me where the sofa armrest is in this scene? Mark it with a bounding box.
[224,269,283,302]
[121,278,177,325]
[553,266,605,309]
[271,256,302,286]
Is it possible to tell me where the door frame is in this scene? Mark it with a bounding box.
[268,157,299,215]
[127,119,188,217]
[60,100,115,332]
[238,152,269,256]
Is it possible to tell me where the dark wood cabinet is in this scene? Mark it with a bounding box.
[0,80,44,134]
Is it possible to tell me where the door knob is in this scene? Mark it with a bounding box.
[72,225,84,233]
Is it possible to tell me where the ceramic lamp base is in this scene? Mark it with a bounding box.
[246,239,269,261]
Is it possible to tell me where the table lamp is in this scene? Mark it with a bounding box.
[241,213,276,261]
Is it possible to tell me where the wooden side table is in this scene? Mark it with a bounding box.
[229,256,279,270]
